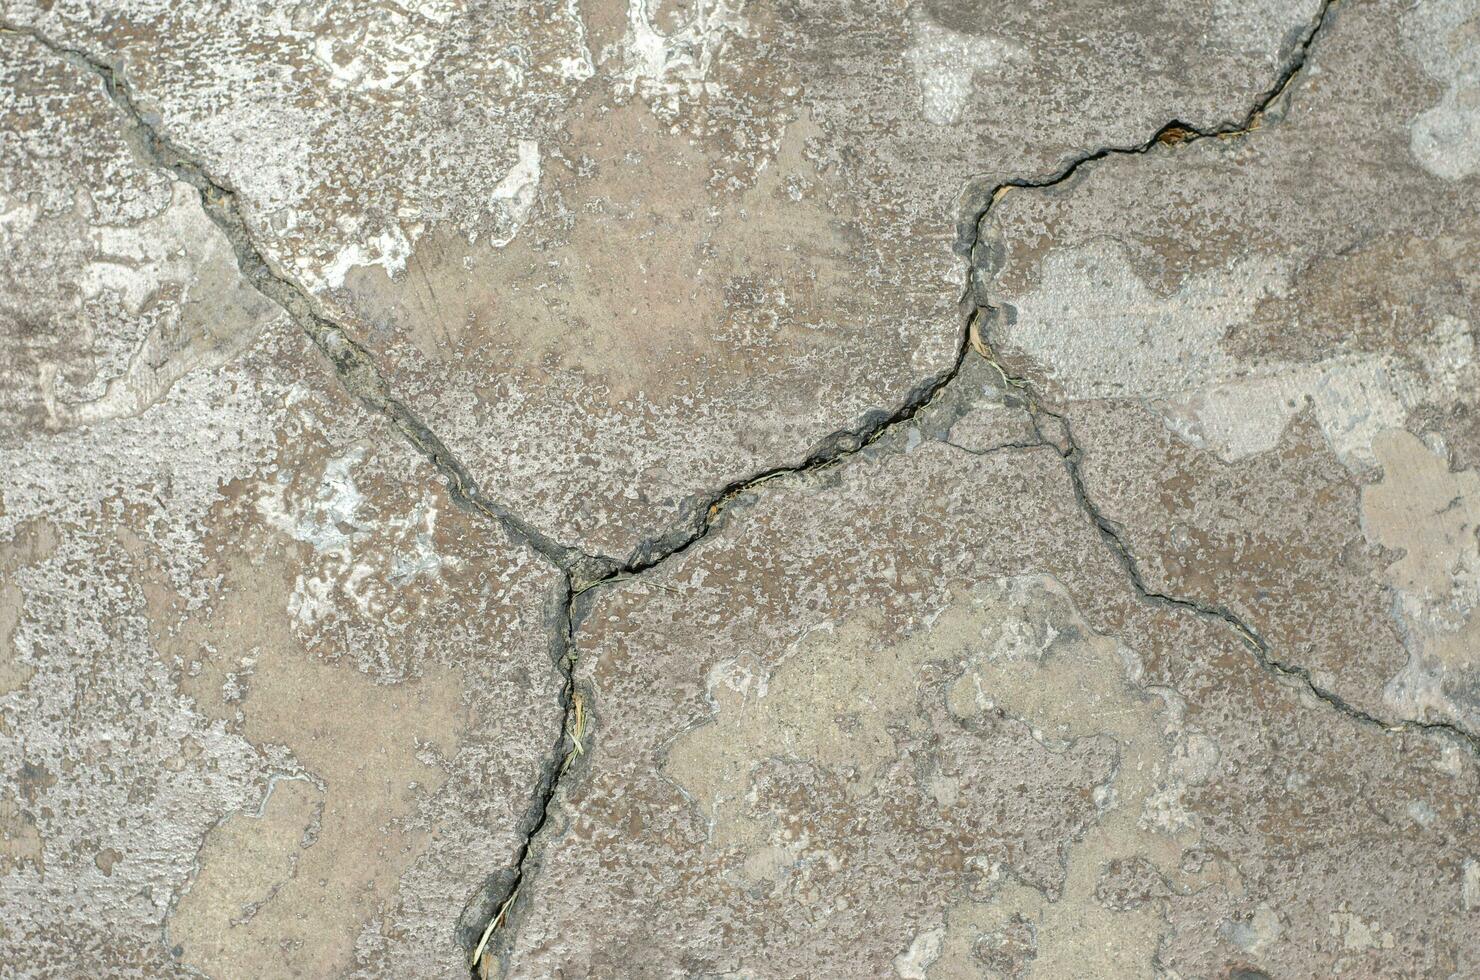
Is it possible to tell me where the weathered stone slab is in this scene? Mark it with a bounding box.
[3,0,1324,558]
[0,37,561,977]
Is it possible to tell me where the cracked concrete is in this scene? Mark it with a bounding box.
[4,0,1480,976]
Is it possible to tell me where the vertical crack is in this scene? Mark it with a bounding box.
[464,573,587,978]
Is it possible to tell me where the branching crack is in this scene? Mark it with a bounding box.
[13,2,1476,977]
[961,0,1478,759]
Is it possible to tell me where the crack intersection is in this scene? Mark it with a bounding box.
[11,3,1478,977]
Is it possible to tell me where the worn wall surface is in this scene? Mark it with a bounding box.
[2,0,1478,977]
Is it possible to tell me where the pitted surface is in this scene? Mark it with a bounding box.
[4,0,1480,977]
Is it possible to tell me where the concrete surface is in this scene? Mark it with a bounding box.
[2,0,1478,976]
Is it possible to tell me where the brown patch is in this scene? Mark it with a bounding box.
[164,557,469,977]
[0,796,44,877]
[345,101,857,403]
[0,517,58,697]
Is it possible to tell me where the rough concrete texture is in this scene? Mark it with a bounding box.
[1,0,1324,559]
[1,35,563,977]
[2,0,1479,976]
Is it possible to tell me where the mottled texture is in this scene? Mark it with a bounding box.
[2,0,1323,559]
[4,0,1480,977]
[0,37,562,978]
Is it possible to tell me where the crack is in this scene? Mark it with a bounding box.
[15,1,1477,976]
[0,20,609,974]
[0,20,610,588]
[591,0,1347,586]
[1025,385,1480,756]
[940,438,1050,458]
[466,573,587,979]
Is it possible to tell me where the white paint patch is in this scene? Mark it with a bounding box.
[256,447,461,631]
[257,446,369,555]
[1361,430,1480,730]
[320,225,415,289]
[1407,800,1439,828]
[316,137,541,281]
[906,18,1020,125]
[1328,910,1395,951]
[893,925,945,979]
[310,0,453,92]
[39,183,271,427]
[997,242,1475,470]
[613,0,749,111]
[1223,902,1283,954]
[486,139,542,247]
[996,243,1285,397]
[1159,351,1423,469]
[387,504,453,586]
[1402,0,1480,181]
[81,186,207,313]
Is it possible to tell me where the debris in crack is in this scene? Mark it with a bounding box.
[465,575,587,980]
[8,0,1480,976]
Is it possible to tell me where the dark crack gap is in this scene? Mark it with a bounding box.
[464,572,585,979]
[0,19,606,977]
[0,20,602,585]
[605,0,1344,585]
